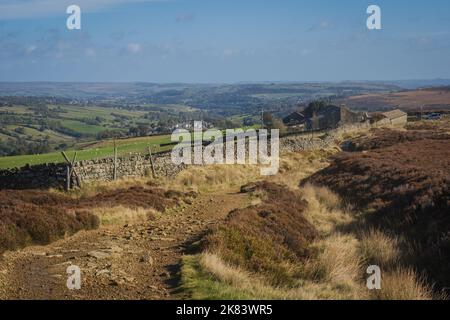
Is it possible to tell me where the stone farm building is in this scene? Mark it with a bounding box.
[284,105,408,131]
[304,104,366,131]
[283,111,306,130]
[284,104,366,131]
[372,109,408,127]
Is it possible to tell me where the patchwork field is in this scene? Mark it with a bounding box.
[0,101,199,158]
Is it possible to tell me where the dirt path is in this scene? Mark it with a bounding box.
[0,192,248,300]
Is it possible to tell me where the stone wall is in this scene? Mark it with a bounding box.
[0,151,185,190]
[74,152,184,183]
[0,126,369,190]
[0,163,66,190]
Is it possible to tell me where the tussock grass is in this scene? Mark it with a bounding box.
[91,206,159,226]
[303,234,362,284]
[165,164,261,193]
[180,181,438,300]
[205,182,317,287]
[359,229,400,268]
[270,151,336,190]
[306,133,450,292]
[300,183,353,236]
[180,253,368,300]
[182,182,370,300]
[50,177,151,199]
[371,267,433,300]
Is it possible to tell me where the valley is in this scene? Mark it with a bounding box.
[1,119,448,300]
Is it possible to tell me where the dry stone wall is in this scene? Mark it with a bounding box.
[0,151,184,190]
[74,152,184,183]
[0,126,368,190]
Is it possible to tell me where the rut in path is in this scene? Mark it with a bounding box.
[0,192,248,300]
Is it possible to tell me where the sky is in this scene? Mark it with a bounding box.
[0,0,450,83]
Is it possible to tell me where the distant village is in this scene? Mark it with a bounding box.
[282,102,408,131]
[135,101,443,138]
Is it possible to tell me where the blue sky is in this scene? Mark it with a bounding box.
[1,0,450,82]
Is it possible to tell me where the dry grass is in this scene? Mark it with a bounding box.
[199,252,298,299]
[165,164,261,193]
[300,183,353,236]
[303,234,362,284]
[205,182,318,286]
[183,180,439,300]
[50,177,150,199]
[181,252,370,300]
[359,229,400,268]
[331,124,373,145]
[371,267,433,300]
[307,134,450,290]
[406,118,450,133]
[185,182,370,300]
[90,205,159,226]
[270,151,334,190]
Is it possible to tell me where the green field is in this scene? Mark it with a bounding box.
[0,134,173,169]
[60,120,107,135]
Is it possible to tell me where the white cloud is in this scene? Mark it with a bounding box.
[176,13,195,24]
[127,43,142,54]
[308,20,335,32]
[223,48,239,57]
[25,45,37,54]
[300,49,311,56]
[85,47,96,57]
[0,0,163,20]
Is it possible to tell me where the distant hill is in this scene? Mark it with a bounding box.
[0,81,402,118]
[335,87,450,112]
[386,79,450,89]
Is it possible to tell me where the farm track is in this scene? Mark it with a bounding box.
[0,192,248,300]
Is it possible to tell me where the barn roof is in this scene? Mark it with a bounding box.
[283,111,306,125]
[382,109,407,120]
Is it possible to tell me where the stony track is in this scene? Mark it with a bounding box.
[0,192,248,300]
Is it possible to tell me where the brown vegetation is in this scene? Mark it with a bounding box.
[306,131,450,289]
[203,181,318,286]
[344,128,450,151]
[0,190,98,254]
[339,87,450,112]
[406,119,450,132]
[0,185,195,254]
[78,186,192,212]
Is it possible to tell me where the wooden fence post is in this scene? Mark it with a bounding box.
[148,146,157,178]
[113,140,118,181]
[61,151,81,190]
[66,165,71,191]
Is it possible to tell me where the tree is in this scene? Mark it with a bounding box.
[262,112,274,128]
[304,101,327,118]
[137,124,151,137]
[14,127,25,134]
[263,112,286,134]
